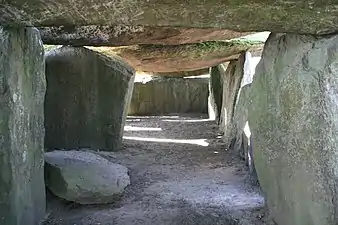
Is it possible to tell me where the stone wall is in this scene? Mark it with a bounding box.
[45,46,135,151]
[219,53,246,144]
[208,65,224,122]
[129,77,208,115]
[0,27,46,225]
[249,33,338,225]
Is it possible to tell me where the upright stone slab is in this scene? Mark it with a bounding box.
[219,53,245,146]
[129,77,208,115]
[232,84,251,161]
[45,47,135,151]
[249,33,338,225]
[208,65,224,123]
[0,27,46,225]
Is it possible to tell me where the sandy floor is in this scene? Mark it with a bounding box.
[43,114,273,225]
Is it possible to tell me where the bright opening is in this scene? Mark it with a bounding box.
[124,126,162,131]
[162,118,212,123]
[123,136,209,146]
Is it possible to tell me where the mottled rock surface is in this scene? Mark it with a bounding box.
[232,84,251,162]
[152,68,209,78]
[129,77,208,115]
[45,150,130,204]
[45,46,135,151]
[40,25,252,46]
[0,27,46,225]
[208,65,225,123]
[1,1,338,34]
[249,33,338,225]
[219,53,245,146]
[87,40,263,72]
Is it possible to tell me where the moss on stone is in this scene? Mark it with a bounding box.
[88,39,263,61]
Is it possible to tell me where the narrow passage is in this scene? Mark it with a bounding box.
[44,114,268,225]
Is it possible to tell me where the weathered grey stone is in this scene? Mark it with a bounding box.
[45,150,130,204]
[39,25,252,46]
[0,27,46,225]
[129,77,208,115]
[45,46,135,151]
[219,53,245,147]
[208,65,225,123]
[249,33,338,225]
[231,52,260,161]
[1,1,338,35]
[232,84,251,161]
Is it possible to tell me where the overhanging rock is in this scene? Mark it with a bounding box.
[87,40,263,72]
[44,46,135,151]
[39,25,253,46]
[150,68,209,78]
[1,1,338,34]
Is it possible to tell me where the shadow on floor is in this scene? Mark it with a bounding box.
[43,114,272,225]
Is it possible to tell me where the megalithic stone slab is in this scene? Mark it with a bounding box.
[0,27,46,225]
[208,65,224,123]
[249,33,338,225]
[219,53,245,146]
[44,46,135,151]
[129,77,209,116]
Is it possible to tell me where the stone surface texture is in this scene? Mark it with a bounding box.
[0,27,46,225]
[129,77,208,115]
[219,53,245,146]
[87,41,263,72]
[1,1,338,34]
[45,46,135,151]
[249,33,338,225]
[39,25,253,46]
[208,64,225,123]
[45,150,130,204]
[152,68,209,78]
[232,84,251,162]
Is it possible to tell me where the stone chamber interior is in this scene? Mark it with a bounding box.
[1,2,338,225]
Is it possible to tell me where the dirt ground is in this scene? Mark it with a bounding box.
[43,114,274,225]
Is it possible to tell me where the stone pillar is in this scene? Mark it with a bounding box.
[45,47,135,151]
[249,33,338,225]
[0,27,46,225]
[208,65,224,122]
[219,53,245,146]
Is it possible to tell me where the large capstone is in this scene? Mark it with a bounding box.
[45,150,130,204]
[39,25,252,46]
[0,27,46,225]
[129,77,208,115]
[45,46,135,151]
[249,33,338,225]
[87,40,263,73]
[1,1,338,35]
